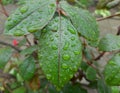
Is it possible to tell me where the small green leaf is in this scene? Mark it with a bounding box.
[0,47,12,69]
[20,45,38,55]
[60,1,99,42]
[86,67,97,81]
[97,79,112,93]
[62,83,87,93]
[111,86,120,93]
[4,0,56,36]
[38,17,82,88]
[99,34,120,51]
[80,61,89,71]
[13,87,26,93]
[19,56,35,80]
[104,53,120,86]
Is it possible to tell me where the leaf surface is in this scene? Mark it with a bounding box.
[19,56,35,80]
[104,53,120,86]
[4,0,56,36]
[38,17,82,88]
[0,47,12,69]
[60,1,99,42]
[99,34,120,51]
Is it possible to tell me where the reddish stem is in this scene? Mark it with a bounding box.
[0,0,9,17]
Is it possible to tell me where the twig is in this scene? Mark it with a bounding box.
[0,0,9,17]
[0,41,21,52]
[94,52,106,61]
[24,35,31,46]
[97,12,120,21]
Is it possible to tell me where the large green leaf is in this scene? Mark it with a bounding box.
[4,0,56,36]
[98,34,120,51]
[97,79,112,93]
[104,54,120,86]
[38,17,82,88]
[0,47,12,69]
[19,56,35,80]
[60,1,99,42]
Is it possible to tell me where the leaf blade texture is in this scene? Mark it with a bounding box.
[38,17,82,88]
[60,1,99,42]
[4,0,56,36]
[104,53,120,86]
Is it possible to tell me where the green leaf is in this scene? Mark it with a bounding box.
[97,79,112,93]
[4,0,56,36]
[104,53,120,86]
[13,87,26,93]
[111,86,120,93]
[86,67,97,81]
[20,45,38,55]
[38,17,82,89]
[0,47,12,69]
[62,83,87,93]
[19,56,35,80]
[80,61,89,71]
[99,34,120,51]
[60,1,99,42]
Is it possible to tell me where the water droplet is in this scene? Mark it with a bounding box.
[68,27,76,34]
[46,74,51,79]
[28,27,39,33]
[46,42,49,46]
[63,42,69,50]
[71,37,75,41]
[52,45,58,50]
[14,30,24,36]
[39,63,42,66]
[70,74,73,78]
[62,63,68,69]
[63,54,70,60]
[20,6,28,14]
[64,77,67,80]
[71,44,76,47]
[73,66,78,71]
[74,51,80,55]
[55,34,59,37]
[50,37,54,41]
[42,29,47,33]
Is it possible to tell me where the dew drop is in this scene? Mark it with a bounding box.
[52,45,58,50]
[74,51,80,55]
[28,27,39,33]
[63,54,70,60]
[68,27,76,34]
[50,37,54,41]
[71,37,75,41]
[46,74,51,79]
[14,30,24,36]
[62,63,68,69]
[63,42,69,50]
[55,34,59,37]
[20,6,28,14]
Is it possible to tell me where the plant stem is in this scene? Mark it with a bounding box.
[0,0,9,17]
[97,12,120,21]
[0,40,21,52]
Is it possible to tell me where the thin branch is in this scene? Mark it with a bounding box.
[24,35,32,46]
[0,41,21,52]
[94,52,106,61]
[97,12,120,21]
[0,0,9,17]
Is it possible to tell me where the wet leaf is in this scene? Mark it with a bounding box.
[19,56,35,80]
[111,86,120,93]
[38,17,82,89]
[13,87,26,93]
[97,79,111,93]
[86,67,97,81]
[4,0,56,36]
[60,1,99,43]
[104,53,120,86]
[99,34,120,51]
[0,47,12,69]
